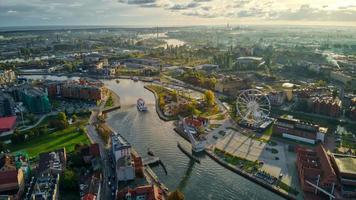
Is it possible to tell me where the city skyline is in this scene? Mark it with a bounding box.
[1,0,356,27]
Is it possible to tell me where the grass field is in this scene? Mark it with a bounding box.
[10,124,90,159]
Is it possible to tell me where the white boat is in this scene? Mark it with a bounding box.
[137,98,148,111]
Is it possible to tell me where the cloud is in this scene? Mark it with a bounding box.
[168,2,200,10]
[118,0,156,5]
[1,0,356,26]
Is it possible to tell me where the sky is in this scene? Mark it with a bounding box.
[1,0,356,27]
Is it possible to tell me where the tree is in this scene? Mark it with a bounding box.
[168,190,185,200]
[316,80,327,87]
[72,114,78,123]
[204,90,215,107]
[58,112,67,122]
[60,169,78,191]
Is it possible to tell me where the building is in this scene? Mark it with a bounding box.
[0,116,17,140]
[24,173,60,200]
[0,93,15,117]
[273,115,327,144]
[181,116,209,135]
[21,87,51,114]
[267,91,286,106]
[0,70,16,85]
[112,132,131,161]
[111,132,135,182]
[0,169,25,200]
[80,173,102,200]
[81,144,101,164]
[131,151,143,178]
[195,64,219,73]
[296,144,338,199]
[44,80,106,102]
[282,83,294,102]
[330,71,356,86]
[117,185,165,200]
[330,154,356,199]
[235,57,264,69]
[311,97,342,118]
[311,97,342,117]
[38,148,67,175]
[116,156,135,182]
[215,76,249,96]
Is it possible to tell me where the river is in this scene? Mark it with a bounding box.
[24,75,284,200]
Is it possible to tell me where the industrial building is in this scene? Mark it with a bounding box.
[273,115,327,144]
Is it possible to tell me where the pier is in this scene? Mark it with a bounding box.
[142,156,168,175]
[144,166,169,196]
[142,156,161,165]
[177,142,201,164]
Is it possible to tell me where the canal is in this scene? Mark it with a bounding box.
[105,79,284,200]
[24,75,284,200]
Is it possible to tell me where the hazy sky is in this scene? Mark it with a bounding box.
[1,0,356,27]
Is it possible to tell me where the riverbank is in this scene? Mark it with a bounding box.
[205,148,297,200]
[102,89,121,114]
[144,85,176,121]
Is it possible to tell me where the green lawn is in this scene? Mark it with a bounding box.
[10,124,90,159]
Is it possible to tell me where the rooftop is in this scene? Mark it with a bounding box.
[333,155,356,175]
[112,132,131,151]
[0,116,16,131]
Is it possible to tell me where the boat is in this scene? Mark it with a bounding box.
[132,76,139,82]
[137,98,148,111]
[147,148,155,156]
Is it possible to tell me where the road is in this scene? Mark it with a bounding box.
[18,111,59,132]
[85,97,116,200]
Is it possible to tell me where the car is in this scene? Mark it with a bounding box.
[213,135,218,140]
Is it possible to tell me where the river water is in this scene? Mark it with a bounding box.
[24,75,284,200]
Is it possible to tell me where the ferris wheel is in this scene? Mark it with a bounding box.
[236,89,271,124]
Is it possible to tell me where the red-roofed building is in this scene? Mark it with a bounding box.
[0,169,25,200]
[117,185,164,200]
[0,116,16,133]
[183,117,209,129]
[296,144,338,199]
[82,193,96,200]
